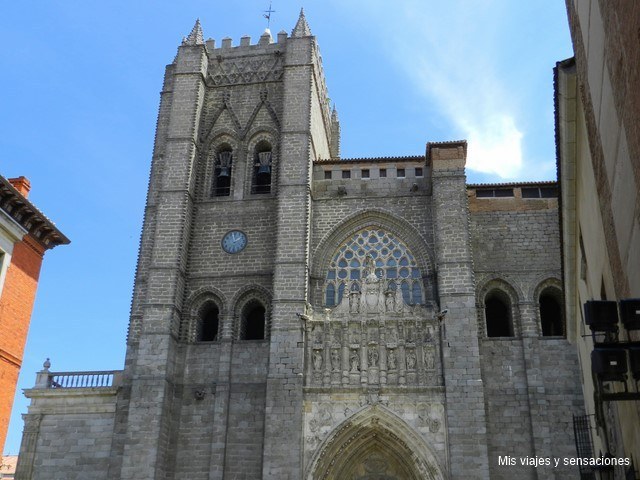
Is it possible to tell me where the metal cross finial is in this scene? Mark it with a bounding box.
[263,1,275,28]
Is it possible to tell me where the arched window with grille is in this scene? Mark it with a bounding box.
[324,227,424,307]
[251,141,272,194]
[212,144,233,197]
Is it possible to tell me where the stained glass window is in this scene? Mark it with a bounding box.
[325,228,424,307]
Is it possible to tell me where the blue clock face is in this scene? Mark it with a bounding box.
[222,230,247,254]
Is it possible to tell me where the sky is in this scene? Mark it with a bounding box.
[1,1,573,454]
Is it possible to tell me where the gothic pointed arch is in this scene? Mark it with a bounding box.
[306,405,447,480]
[311,209,434,306]
[244,93,281,134]
[201,93,242,145]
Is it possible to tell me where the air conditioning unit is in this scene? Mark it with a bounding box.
[591,347,627,382]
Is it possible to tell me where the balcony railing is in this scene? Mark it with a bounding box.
[37,370,122,389]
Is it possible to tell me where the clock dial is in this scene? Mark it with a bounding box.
[222,230,247,254]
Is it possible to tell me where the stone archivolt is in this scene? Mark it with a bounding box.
[306,405,446,480]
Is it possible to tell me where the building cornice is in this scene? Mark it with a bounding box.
[0,176,70,250]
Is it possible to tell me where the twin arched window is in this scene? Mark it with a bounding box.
[194,297,269,342]
[483,283,564,338]
[210,141,274,198]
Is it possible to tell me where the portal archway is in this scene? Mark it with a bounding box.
[307,405,447,480]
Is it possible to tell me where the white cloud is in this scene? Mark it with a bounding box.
[331,0,526,179]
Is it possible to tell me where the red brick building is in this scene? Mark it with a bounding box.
[0,176,69,453]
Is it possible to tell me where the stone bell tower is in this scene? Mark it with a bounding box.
[110,12,335,480]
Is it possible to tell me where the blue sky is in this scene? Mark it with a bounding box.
[1,1,573,454]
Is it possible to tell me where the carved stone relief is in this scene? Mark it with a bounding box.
[304,308,439,387]
[207,55,284,86]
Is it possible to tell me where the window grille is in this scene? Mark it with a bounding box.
[572,415,596,480]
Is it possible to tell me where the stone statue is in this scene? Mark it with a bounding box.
[368,348,379,368]
[350,349,360,372]
[387,326,397,343]
[313,350,323,371]
[388,349,397,370]
[406,349,417,370]
[384,289,395,312]
[423,348,435,370]
[349,290,360,313]
[331,349,340,371]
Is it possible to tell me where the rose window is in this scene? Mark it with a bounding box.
[325,228,424,307]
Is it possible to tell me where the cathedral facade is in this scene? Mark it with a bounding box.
[16,14,585,480]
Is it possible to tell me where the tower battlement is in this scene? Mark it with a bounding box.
[204,29,289,51]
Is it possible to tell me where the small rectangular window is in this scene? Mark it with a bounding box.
[397,168,405,178]
[415,167,423,177]
[361,169,370,179]
[324,171,332,180]
[476,188,514,198]
[540,187,558,198]
[342,170,351,179]
[521,187,540,198]
[475,189,493,198]
[494,188,514,197]
[379,168,387,178]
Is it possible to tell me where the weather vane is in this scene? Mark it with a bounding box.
[263,1,275,29]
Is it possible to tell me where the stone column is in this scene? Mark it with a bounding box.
[118,32,208,480]
[261,32,314,480]
[208,313,234,479]
[429,141,490,479]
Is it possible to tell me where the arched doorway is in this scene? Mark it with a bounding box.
[307,405,446,480]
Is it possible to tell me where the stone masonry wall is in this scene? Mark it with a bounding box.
[470,190,584,478]
[31,413,114,480]
[16,389,117,480]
